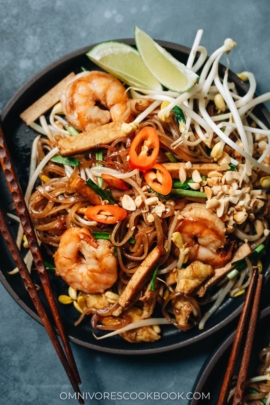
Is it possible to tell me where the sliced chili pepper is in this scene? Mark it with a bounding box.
[144,163,172,195]
[129,126,159,170]
[85,205,127,224]
[101,174,129,191]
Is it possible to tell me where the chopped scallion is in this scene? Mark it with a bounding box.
[227,269,239,279]
[150,265,159,291]
[51,155,79,167]
[65,126,80,136]
[165,152,177,163]
[95,150,104,188]
[173,179,194,190]
[171,189,206,198]
[231,244,265,268]
[86,179,116,204]
[91,231,111,240]
[91,231,135,245]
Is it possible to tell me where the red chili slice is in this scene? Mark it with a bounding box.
[85,205,127,224]
[129,126,159,170]
[144,163,172,195]
[101,174,129,191]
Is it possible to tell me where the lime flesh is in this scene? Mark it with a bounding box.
[134,26,198,92]
[87,41,162,90]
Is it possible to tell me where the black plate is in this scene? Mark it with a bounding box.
[190,305,270,404]
[1,39,270,355]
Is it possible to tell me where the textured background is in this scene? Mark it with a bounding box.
[1,0,270,404]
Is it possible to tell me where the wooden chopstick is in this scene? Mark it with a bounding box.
[0,124,83,403]
[0,205,84,405]
[217,269,263,405]
[232,273,263,405]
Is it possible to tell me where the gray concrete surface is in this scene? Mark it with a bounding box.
[1,0,270,404]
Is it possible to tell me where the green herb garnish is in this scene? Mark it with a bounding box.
[44,261,55,271]
[173,106,186,124]
[228,163,237,171]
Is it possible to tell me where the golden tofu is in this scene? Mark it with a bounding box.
[118,246,165,310]
[57,121,125,156]
[20,73,75,125]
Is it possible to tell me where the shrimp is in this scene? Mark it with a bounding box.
[61,71,130,132]
[177,203,234,268]
[54,227,118,293]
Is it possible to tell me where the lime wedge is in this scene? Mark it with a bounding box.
[86,41,162,91]
[134,26,199,92]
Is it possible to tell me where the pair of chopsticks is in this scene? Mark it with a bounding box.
[0,124,84,405]
[217,268,263,405]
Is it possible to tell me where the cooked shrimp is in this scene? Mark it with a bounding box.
[54,227,118,293]
[61,71,130,131]
[177,203,234,268]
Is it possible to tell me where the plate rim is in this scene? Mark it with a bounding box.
[1,39,269,355]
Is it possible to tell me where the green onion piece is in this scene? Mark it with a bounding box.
[91,231,136,245]
[247,389,266,404]
[227,269,239,279]
[91,231,111,240]
[231,244,265,268]
[254,244,265,254]
[165,152,177,163]
[44,261,55,271]
[150,265,159,291]
[51,155,79,167]
[148,188,172,200]
[171,189,206,198]
[86,179,116,204]
[236,261,248,272]
[229,163,237,171]
[201,175,207,181]
[81,66,89,71]
[129,237,135,245]
[95,150,104,188]
[173,179,194,190]
[173,106,186,124]
[65,126,80,136]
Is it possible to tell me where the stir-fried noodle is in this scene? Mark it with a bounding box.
[13,30,270,343]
